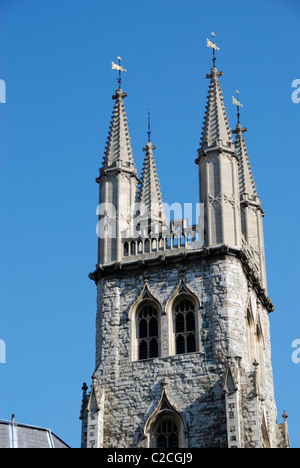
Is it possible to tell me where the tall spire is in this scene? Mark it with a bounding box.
[101,58,134,171]
[232,92,258,200]
[233,124,258,199]
[101,89,134,170]
[138,115,167,230]
[200,34,234,152]
[232,99,267,290]
[197,38,241,249]
[199,69,234,152]
[97,59,139,265]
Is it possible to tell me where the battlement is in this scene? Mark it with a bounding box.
[121,218,204,261]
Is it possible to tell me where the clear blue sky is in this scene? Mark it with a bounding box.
[0,0,299,448]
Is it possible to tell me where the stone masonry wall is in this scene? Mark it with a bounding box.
[92,255,279,448]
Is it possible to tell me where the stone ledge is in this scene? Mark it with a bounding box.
[89,245,275,313]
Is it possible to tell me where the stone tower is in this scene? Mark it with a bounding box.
[80,59,290,448]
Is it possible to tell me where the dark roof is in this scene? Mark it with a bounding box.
[0,419,70,449]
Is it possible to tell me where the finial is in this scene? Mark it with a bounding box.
[232,90,244,125]
[143,273,149,284]
[207,32,220,68]
[161,378,168,390]
[82,382,88,396]
[147,110,151,142]
[282,411,288,421]
[111,56,127,89]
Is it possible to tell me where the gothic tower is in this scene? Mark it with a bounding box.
[80,55,290,449]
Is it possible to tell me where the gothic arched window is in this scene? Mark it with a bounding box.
[123,242,129,257]
[138,304,159,360]
[155,417,179,449]
[144,239,150,254]
[174,298,197,355]
[131,241,136,256]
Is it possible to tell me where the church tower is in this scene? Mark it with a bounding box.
[80,51,290,449]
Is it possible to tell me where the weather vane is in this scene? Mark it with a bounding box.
[112,56,127,89]
[207,32,220,68]
[147,110,151,142]
[232,90,244,124]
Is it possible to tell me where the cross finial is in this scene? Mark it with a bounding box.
[82,382,88,396]
[147,110,151,142]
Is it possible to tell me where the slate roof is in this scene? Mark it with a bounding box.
[0,419,70,449]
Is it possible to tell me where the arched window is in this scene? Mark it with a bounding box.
[123,242,129,257]
[187,233,193,244]
[137,304,159,360]
[138,240,143,254]
[145,382,187,448]
[144,239,150,254]
[174,299,196,355]
[155,417,179,449]
[131,241,136,256]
